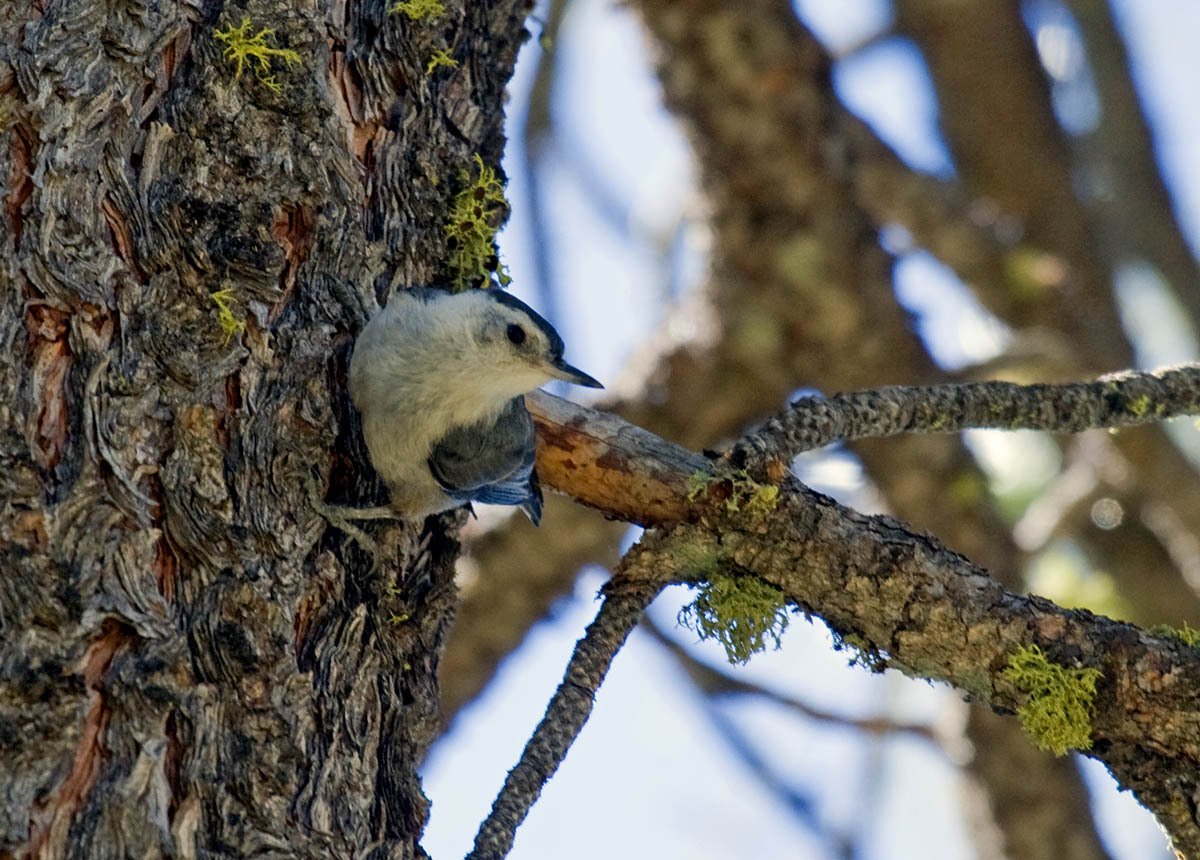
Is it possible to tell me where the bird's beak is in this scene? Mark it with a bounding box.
[547,357,604,389]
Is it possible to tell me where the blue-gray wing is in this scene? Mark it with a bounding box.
[427,396,543,525]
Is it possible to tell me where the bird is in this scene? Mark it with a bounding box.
[348,287,603,525]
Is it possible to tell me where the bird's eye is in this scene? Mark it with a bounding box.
[506,324,526,345]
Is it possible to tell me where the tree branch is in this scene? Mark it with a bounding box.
[529,390,709,527]
[727,365,1200,472]
[621,0,1116,847]
[524,390,1200,857]
[466,552,666,860]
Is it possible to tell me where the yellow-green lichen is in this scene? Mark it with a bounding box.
[214,17,301,93]
[739,477,779,516]
[687,469,779,517]
[1002,644,1102,756]
[1127,393,1157,418]
[678,573,790,665]
[1149,622,1200,647]
[390,0,445,19]
[686,470,711,502]
[444,154,511,291]
[209,286,245,344]
[426,48,458,74]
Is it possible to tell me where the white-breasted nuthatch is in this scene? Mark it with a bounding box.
[349,287,602,524]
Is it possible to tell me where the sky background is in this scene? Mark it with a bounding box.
[420,1,1200,857]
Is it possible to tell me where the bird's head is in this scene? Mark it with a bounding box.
[458,288,603,401]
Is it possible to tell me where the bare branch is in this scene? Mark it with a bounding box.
[441,498,624,727]
[466,550,667,860]
[528,390,710,527]
[728,365,1200,472]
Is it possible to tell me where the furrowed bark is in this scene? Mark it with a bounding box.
[1,0,530,855]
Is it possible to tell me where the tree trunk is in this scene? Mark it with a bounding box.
[0,1,528,855]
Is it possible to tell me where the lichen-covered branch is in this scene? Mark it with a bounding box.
[728,365,1200,473]
[585,0,1114,847]
[665,504,1200,855]
[526,391,1200,857]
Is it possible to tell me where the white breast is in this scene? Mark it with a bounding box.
[348,292,510,517]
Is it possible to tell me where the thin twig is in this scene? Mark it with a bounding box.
[727,365,1200,473]
[466,544,667,860]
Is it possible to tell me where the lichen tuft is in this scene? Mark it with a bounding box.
[1129,393,1153,417]
[444,154,511,291]
[214,17,301,93]
[686,470,711,502]
[1002,644,1102,756]
[686,469,779,517]
[390,0,445,20]
[426,48,458,74]
[678,573,790,665]
[209,286,245,344]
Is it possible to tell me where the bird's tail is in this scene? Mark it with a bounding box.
[521,471,544,526]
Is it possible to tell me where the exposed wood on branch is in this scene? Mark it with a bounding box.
[529,390,709,527]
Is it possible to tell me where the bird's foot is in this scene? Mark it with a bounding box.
[306,471,404,573]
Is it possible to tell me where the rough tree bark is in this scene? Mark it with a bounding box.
[1,0,529,856]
